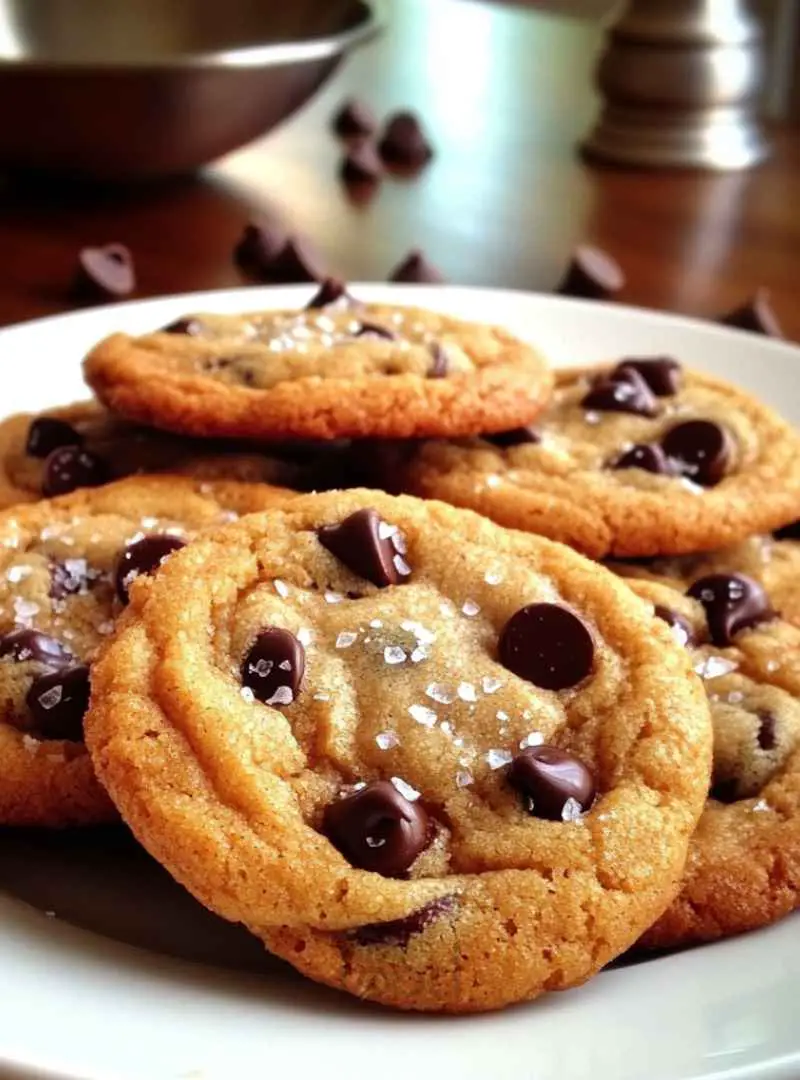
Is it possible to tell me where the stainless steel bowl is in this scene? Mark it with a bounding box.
[0,0,378,181]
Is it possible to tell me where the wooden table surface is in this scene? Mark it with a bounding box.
[0,0,797,338]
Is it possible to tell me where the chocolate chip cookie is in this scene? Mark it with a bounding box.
[83,284,553,441]
[0,476,292,827]
[398,359,800,558]
[620,571,800,949]
[85,490,711,1012]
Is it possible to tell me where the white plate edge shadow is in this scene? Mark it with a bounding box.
[0,284,797,1080]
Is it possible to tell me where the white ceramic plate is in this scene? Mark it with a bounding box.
[0,285,798,1080]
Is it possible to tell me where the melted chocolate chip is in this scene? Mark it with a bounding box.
[306,278,350,309]
[613,357,682,397]
[498,603,594,690]
[611,443,672,475]
[115,534,187,603]
[774,520,800,541]
[26,664,90,741]
[351,896,456,947]
[42,446,108,497]
[378,112,433,168]
[485,427,541,449]
[388,249,444,284]
[582,367,658,418]
[241,628,305,706]
[332,98,377,138]
[556,245,625,301]
[428,342,449,378]
[318,509,410,587]
[687,573,774,647]
[50,559,92,600]
[757,711,778,751]
[161,317,203,336]
[353,321,396,340]
[26,418,83,459]
[73,244,135,301]
[719,289,783,339]
[323,779,429,877]
[653,605,696,648]
[661,420,733,488]
[0,629,72,667]
[341,140,383,184]
[507,745,596,820]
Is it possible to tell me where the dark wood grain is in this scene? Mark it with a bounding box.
[0,0,796,338]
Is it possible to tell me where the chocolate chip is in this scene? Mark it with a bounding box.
[0,629,72,667]
[710,778,738,804]
[687,573,774,647]
[582,367,658,418]
[318,508,410,587]
[498,603,594,690]
[332,98,377,138]
[323,779,429,877]
[719,289,783,338]
[351,896,456,947]
[241,628,305,707]
[613,357,682,397]
[378,111,433,168]
[161,317,203,336]
[42,446,108,497]
[653,605,696,648]
[73,244,135,301]
[388,249,444,284]
[661,420,733,487]
[428,342,449,378]
[26,664,90,741]
[556,245,624,301]
[774,520,800,541]
[341,139,383,184]
[507,745,596,820]
[353,321,396,340]
[611,443,673,475]
[485,427,541,448]
[26,418,83,459]
[306,278,349,309]
[115,534,187,603]
[50,559,91,600]
[757,711,777,751]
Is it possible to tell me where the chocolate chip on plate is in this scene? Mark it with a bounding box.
[340,139,384,184]
[653,605,697,648]
[556,245,624,301]
[241,627,305,707]
[719,289,783,339]
[499,603,594,690]
[485,427,541,448]
[351,896,456,947]
[323,779,429,877]
[319,508,410,587]
[161,317,204,336]
[306,278,350,309]
[613,357,682,397]
[611,443,673,475]
[73,244,136,302]
[507,745,596,820]
[661,419,733,487]
[582,367,658,418]
[774,520,800,541]
[26,664,91,741]
[353,321,396,341]
[42,446,108,497]
[332,98,377,138]
[388,249,444,284]
[26,417,83,459]
[115,534,188,603]
[378,111,433,168]
[0,628,72,667]
[427,342,449,378]
[687,572,774,648]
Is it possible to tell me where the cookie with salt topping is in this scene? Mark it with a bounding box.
[83,282,552,441]
[398,359,800,558]
[85,489,710,1012]
[0,476,292,827]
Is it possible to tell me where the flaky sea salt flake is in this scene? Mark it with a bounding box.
[484,569,503,585]
[520,731,544,749]
[481,676,503,695]
[376,730,400,750]
[384,645,407,665]
[485,748,513,770]
[426,683,454,705]
[336,631,357,649]
[273,579,290,598]
[390,776,420,801]
[393,554,412,577]
[456,769,473,788]
[457,682,477,702]
[562,797,583,822]
[462,600,480,617]
[409,704,437,728]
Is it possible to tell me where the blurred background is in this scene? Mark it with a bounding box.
[0,0,796,334]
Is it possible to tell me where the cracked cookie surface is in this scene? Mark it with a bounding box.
[85,489,710,1012]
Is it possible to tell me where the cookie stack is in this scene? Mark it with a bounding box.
[0,281,798,1013]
